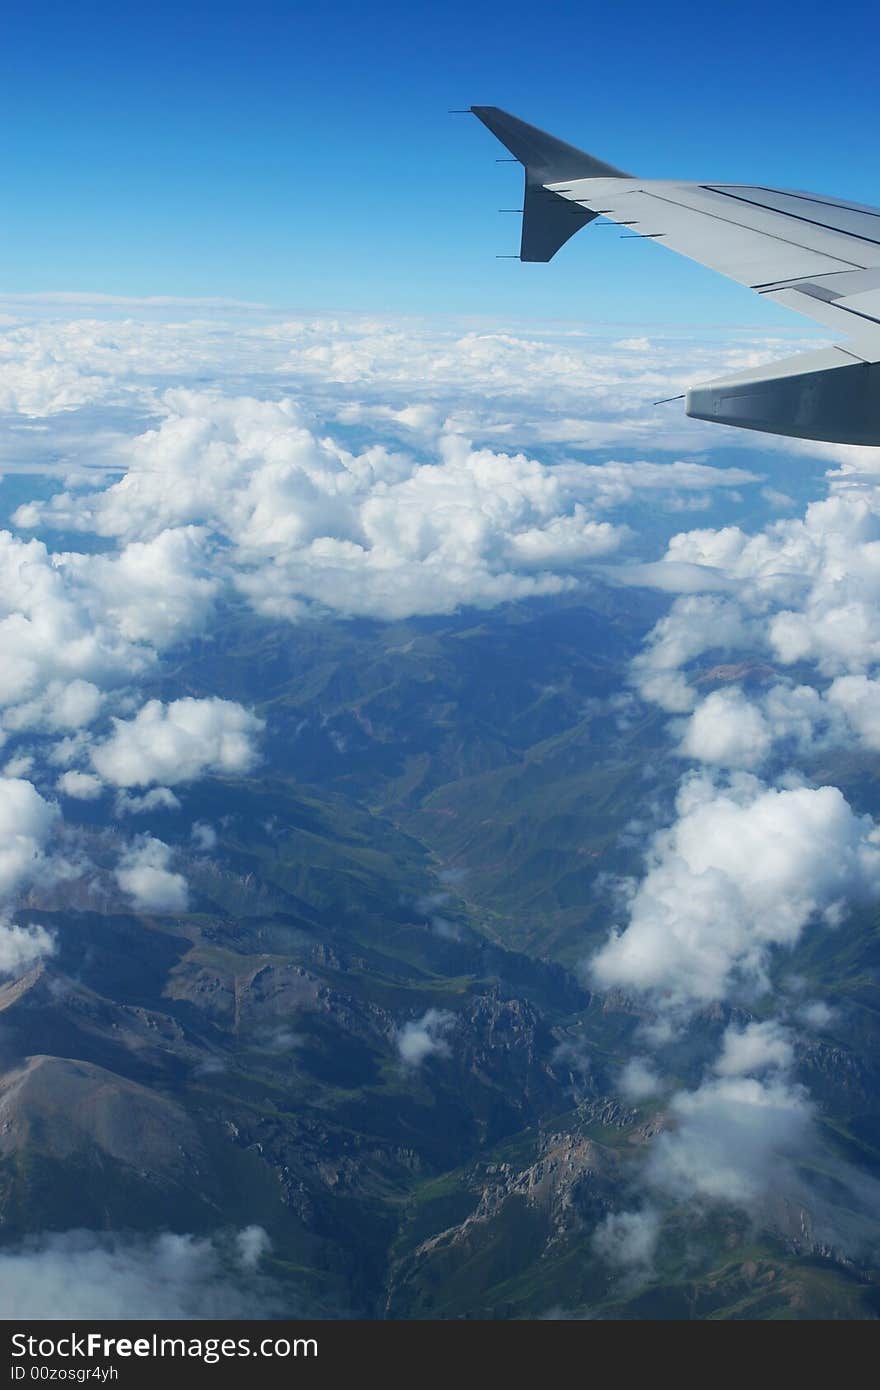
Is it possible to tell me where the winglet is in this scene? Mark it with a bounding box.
[470,107,630,184]
[470,106,631,262]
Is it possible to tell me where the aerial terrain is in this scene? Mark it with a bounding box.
[0,306,878,1319]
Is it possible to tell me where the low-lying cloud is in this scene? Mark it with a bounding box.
[91,697,264,789]
[115,835,189,914]
[649,1071,814,1208]
[591,773,880,1015]
[0,1226,279,1319]
[396,1008,455,1067]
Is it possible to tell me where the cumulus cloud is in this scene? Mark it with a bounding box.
[618,1057,664,1101]
[63,527,219,648]
[633,487,880,721]
[825,674,880,749]
[0,531,123,717]
[0,1227,277,1319]
[396,1008,455,1067]
[3,679,104,736]
[591,774,880,1015]
[649,1072,813,1208]
[678,681,843,771]
[115,786,182,816]
[0,777,59,900]
[115,835,189,913]
[0,921,56,975]
[631,595,751,713]
[91,697,264,788]
[642,1018,805,1213]
[2,754,33,778]
[678,675,880,772]
[679,686,773,768]
[592,1207,661,1271]
[0,776,62,975]
[797,999,835,1030]
[191,820,217,850]
[235,1224,272,1271]
[0,527,219,755]
[7,379,763,625]
[713,1020,794,1077]
[57,769,103,800]
[91,397,629,619]
[641,1021,880,1250]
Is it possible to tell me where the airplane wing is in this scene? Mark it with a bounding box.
[470,106,880,446]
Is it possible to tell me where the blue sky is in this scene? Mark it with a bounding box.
[2,0,878,324]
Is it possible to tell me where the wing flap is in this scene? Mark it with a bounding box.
[554,180,869,286]
[708,186,880,249]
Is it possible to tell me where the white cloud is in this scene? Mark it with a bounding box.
[761,487,795,510]
[3,679,104,736]
[0,777,61,974]
[92,697,264,788]
[57,769,103,800]
[592,1207,660,1270]
[679,687,772,768]
[47,732,92,768]
[825,674,880,749]
[0,309,809,458]
[678,681,842,771]
[0,777,59,901]
[677,674,880,772]
[648,1073,813,1208]
[0,531,124,715]
[0,921,56,975]
[639,1018,880,1245]
[0,528,217,751]
[641,1016,805,1215]
[591,774,880,1015]
[0,1227,276,1319]
[115,835,189,913]
[396,1008,455,1067]
[713,1020,794,1077]
[115,787,182,816]
[191,821,217,850]
[631,595,751,712]
[797,1000,835,1030]
[618,1056,664,1101]
[3,753,32,778]
[632,487,880,718]
[63,527,219,648]
[7,379,761,625]
[235,1225,271,1271]
[84,397,630,619]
